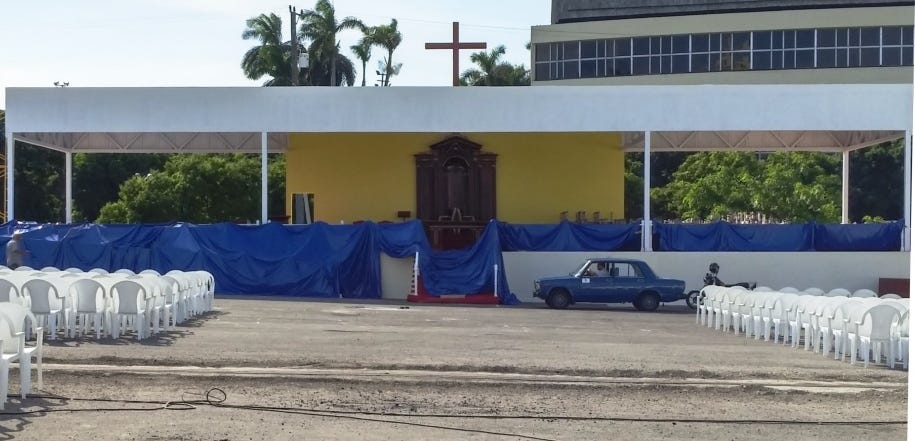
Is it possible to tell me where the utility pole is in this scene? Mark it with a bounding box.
[289,5,299,86]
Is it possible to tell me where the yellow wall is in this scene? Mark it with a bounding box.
[286,133,624,224]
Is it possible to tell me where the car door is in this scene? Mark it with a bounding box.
[580,271,614,303]
[609,262,646,302]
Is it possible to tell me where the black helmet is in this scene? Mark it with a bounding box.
[709,262,719,273]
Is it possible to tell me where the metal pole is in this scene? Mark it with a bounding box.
[842,150,850,224]
[6,132,13,220]
[904,130,912,251]
[493,264,499,298]
[289,5,299,86]
[65,151,73,223]
[642,131,652,252]
[261,132,268,224]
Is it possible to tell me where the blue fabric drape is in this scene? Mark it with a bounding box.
[0,220,902,304]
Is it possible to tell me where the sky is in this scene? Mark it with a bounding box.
[0,0,551,105]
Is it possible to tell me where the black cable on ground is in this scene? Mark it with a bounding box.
[9,387,907,435]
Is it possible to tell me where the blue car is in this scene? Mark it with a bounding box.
[533,258,686,311]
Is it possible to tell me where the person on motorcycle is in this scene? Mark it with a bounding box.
[704,262,722,286]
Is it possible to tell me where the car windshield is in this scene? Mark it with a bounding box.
[574,260,595,277]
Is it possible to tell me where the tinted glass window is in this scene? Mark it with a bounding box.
[818,29,836,47]
[710,34,721,51]
[535,44,551,62]
[614,58,631,76]
[633,37,650,55]
[633,56,650,74]
[581,59,598,77]
[753,51,771,70]
[882,47,901,66]
[796,30,815,48]
[837,29,848,47]
[692,34,709,52]
[861,47,880,66]
[562,42,579,60]
[563,60,579,78]
[861,27,880,46]
[817,49,836,68]
[615,39,631,56]
[733,32,751,50]
[796,49,814,68]
[753,31,771,50]
[691,53,709,72]
[673,35,690,53]
[672,54,689,73]
[836,48,849,67]
[904,26,913,45]
[581,40,597,59]
[733,52,750,70]
[534,63,550,80]
[883,26,902,46]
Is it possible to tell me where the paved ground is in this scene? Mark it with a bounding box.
[0,298,908,440]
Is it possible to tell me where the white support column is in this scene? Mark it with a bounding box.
[6,132,13,221]
[65,151,73,224]
[841,150,850,224]
[261,132,268,224]
[904,130,912,252]
[642,131,652,252]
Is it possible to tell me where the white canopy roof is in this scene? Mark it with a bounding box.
[5,84,912,153]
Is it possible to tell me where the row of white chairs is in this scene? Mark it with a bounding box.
[698,285,909,369]
[0,266,214,341]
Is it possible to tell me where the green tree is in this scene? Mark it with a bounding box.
[460,45,530,86]
[241,13,300,86]
[756,152,840,222]
[299,0,365,86]
[366,19,403,86]
[72,153,170,222]
[850,140,903,222]
[97,154,286,224]
[14,143,64,223]
[350,38,372,87]
[662,152,764,221]
[625,152,695,221]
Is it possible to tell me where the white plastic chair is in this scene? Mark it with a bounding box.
[0,279,23,305]
[68,279,108,339]
[13,266,34,272]
[64,267,83,273]
[110,280,148,340]
[851,289,878,298]
[852,304,901,368]
[39,266,59,272]
[825,288,851,297]
[0,302,42,409]
[22,279,66,341]
[772,293,799,344]
[779,287,800,294]
[803,287,825,296]
[754,286,773,292]
[880,293,902,299]
[139,269,161,276]
[88,268,109,275]
[814,297,845,355]
[889,310,908,369]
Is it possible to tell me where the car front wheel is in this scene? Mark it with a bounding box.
[634,292,660,312]
[546,289,571,309]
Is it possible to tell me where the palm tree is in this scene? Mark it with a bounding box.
[299,0,366,86]
[461,45,530,86]
[350,38,372,87]
[366,19,402,86]
[241,13,297,86]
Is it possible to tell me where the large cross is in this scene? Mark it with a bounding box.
[424,22,487,86]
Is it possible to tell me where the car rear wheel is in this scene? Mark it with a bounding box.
[635,292,660,312]
[686,290,700,310]
[546,289,571,309]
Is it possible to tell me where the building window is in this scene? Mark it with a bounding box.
[533,25,914,81]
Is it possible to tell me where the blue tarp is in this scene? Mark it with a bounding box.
[0,219,902,302]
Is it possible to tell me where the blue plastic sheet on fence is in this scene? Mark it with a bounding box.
[656,222,816,252]
[813,222,903,251]
[0,219,902,303]
[499,221,641,252]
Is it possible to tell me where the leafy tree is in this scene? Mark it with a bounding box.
[299,0,365,86]
[460,45,530,86]
[350,38,372,87]
[625,152,695,221]
[97,154,286,224]
[756,152,840,222]
[14,143,64,223]
[662,152,764,221]
[850,140,903,222]
[72,153,170,222]
[366,19,403,86]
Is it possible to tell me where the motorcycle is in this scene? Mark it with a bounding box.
[685,262,757,310]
